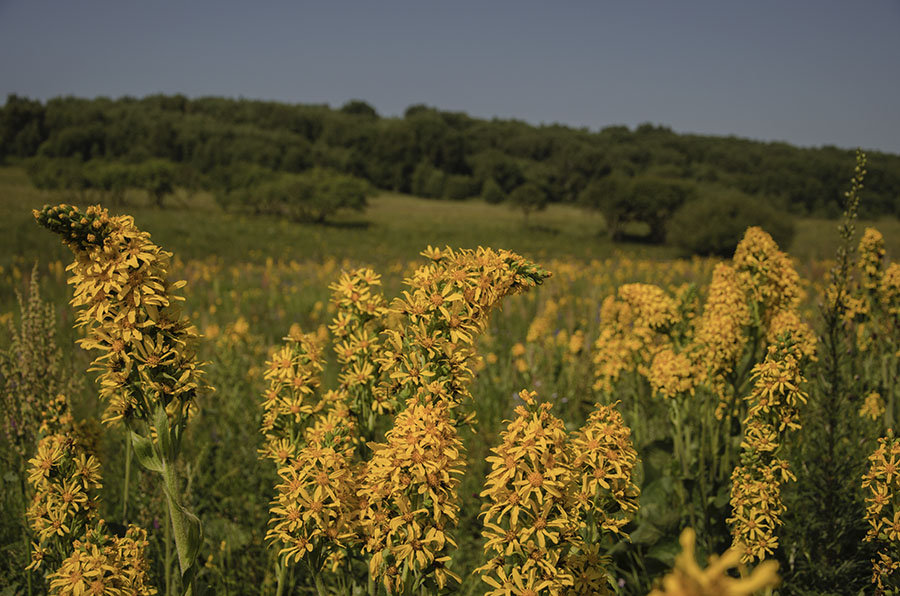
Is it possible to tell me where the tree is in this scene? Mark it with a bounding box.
[135,160,177,208]
[508,182,547,226]
[628,176,694,243]
[481,178,505,205]
[411,161,445,198]
[340,100,379,119]
[237,168,371,223]
[0,94,46,160]
[469,150,524,193]
[578,173,630,239]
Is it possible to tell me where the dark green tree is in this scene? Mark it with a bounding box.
[508,182,547,226]
[666,190,795,256]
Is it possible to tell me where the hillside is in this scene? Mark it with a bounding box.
[2,94,899,226]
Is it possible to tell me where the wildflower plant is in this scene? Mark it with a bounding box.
[35,203,209,594]
[589,223,811,565]
[48,522,156,596]
[22,389,156,595]
[476,390,640,596]
[728,334,809,563]
[862,431,900,592]
[359,400,466,593]
[477,390,580,594]
[25,432,103,576]
[376,246,551,424]
[328,268,389,439]
[258,248,550,594]
[1,265,78,466]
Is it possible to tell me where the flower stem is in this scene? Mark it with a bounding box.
[122,433,132,524]
[314,571,327,596]
[162,461,195,596]
[165,505,173,596]
[276,559,287,596]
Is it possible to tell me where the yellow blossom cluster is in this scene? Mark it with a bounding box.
[260,325,364,577]
[592,283,680,393]
[859,228,887,293]
[26,433,103,573]
[259,332,326,460]
[33,204,209,427]
[728,336,808,563]
[48,523,156,596]
[328,268,390,421]
[526,298,559,345]
[25,420,155,594]
[862,432,900,591]
[648,349,696,399]
[732,226,802,322]
[477,391,640,595]
[843,228,889,351]
[860,392,887,422]
[376,246,550,420]
[883,264,900,323]
[648,528,779,596]
[358,400,465,592]
[477,390,582,594]
[692,263,751,383]
[570,401,641,539]
[258,248,550,591]
[266,418,359,568]
[764,309,817,363]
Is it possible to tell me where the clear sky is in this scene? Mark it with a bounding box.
[1,0,898,154]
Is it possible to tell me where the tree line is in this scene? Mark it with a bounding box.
[2,94,898,253]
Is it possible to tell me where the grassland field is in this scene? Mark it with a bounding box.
[2,161,899,594]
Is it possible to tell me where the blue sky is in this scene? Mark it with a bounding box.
[1,0,898,153]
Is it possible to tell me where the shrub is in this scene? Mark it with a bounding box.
[667,191,794,257]
[508,182,547,224]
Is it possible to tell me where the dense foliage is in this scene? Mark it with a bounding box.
[3,94,900,243]
[667,189,795,257]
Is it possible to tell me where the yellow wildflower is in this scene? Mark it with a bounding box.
[863,432,900,591]
[860,392,886,421]
[648,528,779,596]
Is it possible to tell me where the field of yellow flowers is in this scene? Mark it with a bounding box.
[2,153,899,595]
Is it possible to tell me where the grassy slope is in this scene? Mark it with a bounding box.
[4,161,900,305]
[2,164,673,271]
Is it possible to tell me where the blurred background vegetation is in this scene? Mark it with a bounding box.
[2,94,899,258]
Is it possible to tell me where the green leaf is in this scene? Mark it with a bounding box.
[174,505,203,595]
[131,431,163,473]
[180,564,198,596]
[646,539,681,567]
[3,471,18,483]
[183,506,203,566]
[629,520,664,546]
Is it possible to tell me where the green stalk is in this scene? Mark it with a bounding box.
[276,559,287,596]
[314,572,328,596]
[122,433,132,524]
[883,353,894,431]
[165,505,173,596]
[162,461,196,596]
[20,469,32,596]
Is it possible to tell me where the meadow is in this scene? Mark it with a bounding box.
[2,155,899,596]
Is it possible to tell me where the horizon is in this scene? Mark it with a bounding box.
[2,1,899,154]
